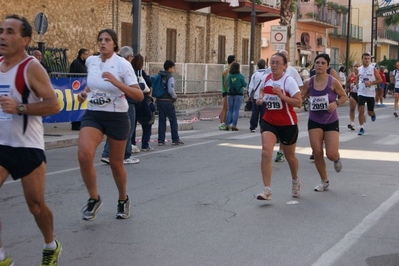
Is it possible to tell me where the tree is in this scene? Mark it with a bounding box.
[279,0,297,52]
[384,14,399,28]
[384,14,399,60]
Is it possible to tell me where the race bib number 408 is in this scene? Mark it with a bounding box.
[310,94,329,111]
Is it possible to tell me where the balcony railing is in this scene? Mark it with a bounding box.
[297,3,341,26]
[330,24,363,41]
[377,28,399,42]
[256,0,279,8]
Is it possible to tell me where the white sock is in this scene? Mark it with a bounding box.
[44,240,56,250]
[0,247,6,261]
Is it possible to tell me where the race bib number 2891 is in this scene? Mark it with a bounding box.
[310,94,329,111]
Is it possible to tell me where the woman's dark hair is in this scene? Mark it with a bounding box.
[6,14,32,38]
[132,54,144,71]
[339,66,345,72]
[314,54,331,65]
[272,52,288,65]
[229,62,240,74]
[78,48,88,58]
[97,29,119,52]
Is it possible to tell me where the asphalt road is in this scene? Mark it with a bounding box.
[1,96,399,266]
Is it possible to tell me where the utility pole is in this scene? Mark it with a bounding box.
[345,0,352,77]
[249,0,256,82]
[132,0,141,54]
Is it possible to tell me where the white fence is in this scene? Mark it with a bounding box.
[146,62,255,94]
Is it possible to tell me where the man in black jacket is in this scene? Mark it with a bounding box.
[69,48,88,130]
[69,48,88,74]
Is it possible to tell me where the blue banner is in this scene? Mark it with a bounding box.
[42,77,88,123]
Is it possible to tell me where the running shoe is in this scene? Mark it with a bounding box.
[256,187,272,200]
[358,128,365,136]
[334,158,342,172]
[371,113,376,122]
[347,123,355,131]
[292,180,301,198]
[172,140,185,145]
[0,254,14,266]
[274,152,285,162]
[124,157,140,164]
[41,239,62,266]
[132,145,141,153]
[101,157,110,164]
[250,129,256,133]
[314,180,329,192]
[219,124,226,130]
[82,196,103,221]
[116,195,131,219]
[141,146,154,152]
[394,111,398,117]
[158,142,165,146]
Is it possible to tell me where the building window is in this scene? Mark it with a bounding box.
[121,22,132,47]
[330,48,339,70]
[218,35,226,64]
[242,38,249,65]
[166,28,177,62]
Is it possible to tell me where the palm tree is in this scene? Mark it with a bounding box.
[384,14,399,60]
[279,0,296,51]
[384,14,399,28]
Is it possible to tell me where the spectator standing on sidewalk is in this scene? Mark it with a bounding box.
[248,59,268,132]
[219,55,235,130]
[100,46,140,164]
[156,60,184,146]
[0,14,61,265]
[33,49,51,74]
[77,29,143,221]
[225,62,247,131]
[301,53,347,192]
[132,54,155,151]
[69,48,89,74]
[69,48,89,131]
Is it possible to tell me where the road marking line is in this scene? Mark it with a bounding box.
[311,189,399,266]
[218,143,399,162]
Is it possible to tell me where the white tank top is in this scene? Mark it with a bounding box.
[357,65,376,97]
[0,56,45,150]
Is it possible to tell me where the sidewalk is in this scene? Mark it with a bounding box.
[43,103,310,150]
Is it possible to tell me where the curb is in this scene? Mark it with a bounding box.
[44,121,193,150]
